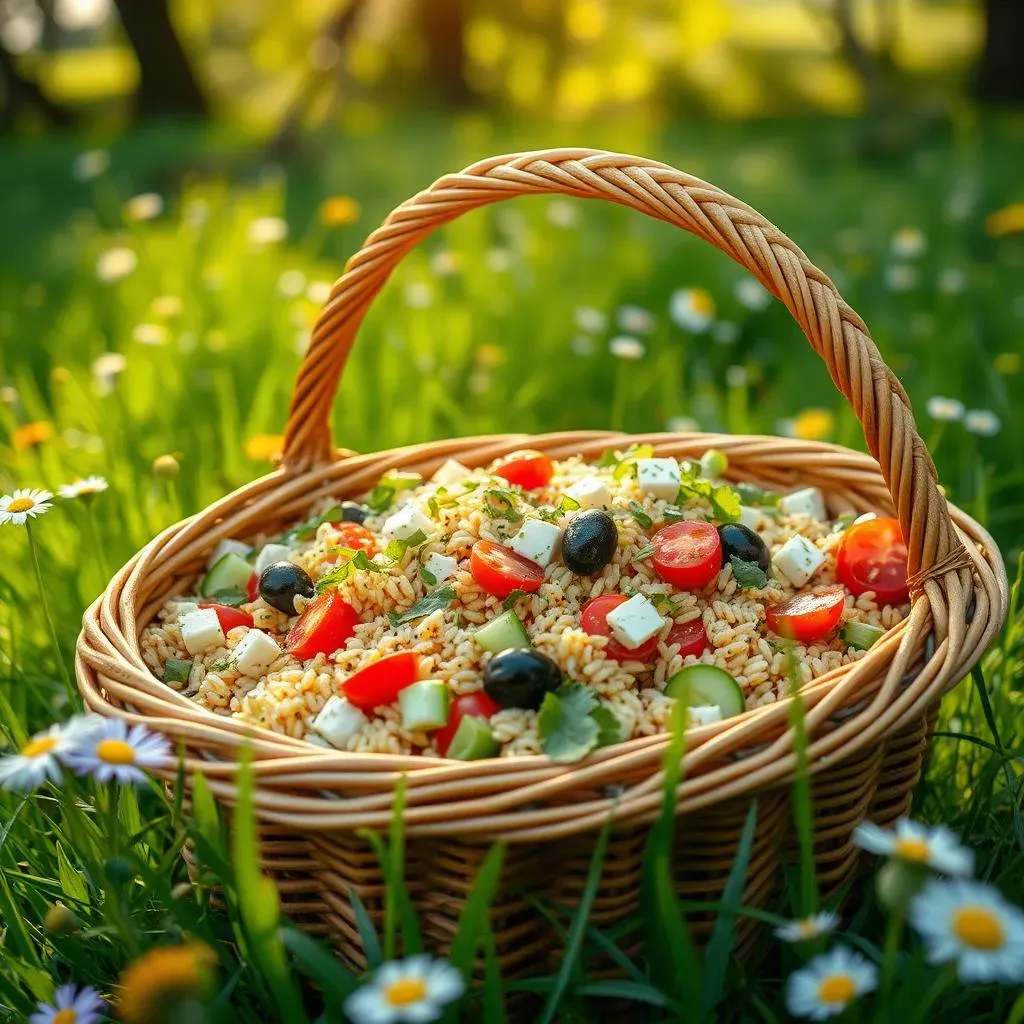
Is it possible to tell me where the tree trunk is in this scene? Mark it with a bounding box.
[976,0,1024,103]
[112,0,207,118]
[418,0,474,106]
[0,42,74,128]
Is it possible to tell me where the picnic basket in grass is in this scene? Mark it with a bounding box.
[77,149,1008,972]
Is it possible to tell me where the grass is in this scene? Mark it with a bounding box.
[0,111,1023,1021]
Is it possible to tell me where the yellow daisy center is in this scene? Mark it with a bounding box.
[817,972,856,1006]
[952,906,1006,951]
[690,290,715,316]
[384,977,428,1007]
[22,735,58,758]
[53,1010,77,1024]
[797,919,817,937]
[894,837,931,863]
[96,739,136,765]
[7,498,35,513]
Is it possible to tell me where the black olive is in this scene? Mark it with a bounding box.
[483,649,564,710]
[340,502,370,524]
[562,509,618,575]
[717,523,770,573]
[259,561,315,614]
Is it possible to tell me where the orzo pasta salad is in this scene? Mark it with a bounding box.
[141,446,911,762]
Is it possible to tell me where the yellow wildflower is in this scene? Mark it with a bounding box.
[791,408,835,441]
[116,942,216,1024]
[985,203,1024,238]
[320,195,361,227]
[12,421,54,450]
[994,352,1021,375]
[244,434,285,462]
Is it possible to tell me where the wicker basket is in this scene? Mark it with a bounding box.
[76,149,1008,974]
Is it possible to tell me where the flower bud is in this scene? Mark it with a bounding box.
[153,454,180,478]
[44,902,80,935]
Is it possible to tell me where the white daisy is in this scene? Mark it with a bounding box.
[0,488,53,526]
[891,227,926,258]
[275,270,306,298]
[247,216,288,245]
[884,264,918,292]
[124,192,163,222]
[734,276,772,311]
[964,409,1002,437]
[429,249,461,276]
[63,718,172,784]
[29,983,105,1024]
[546,199,578,228]
[58,476,109,500]
[786,947,878,1020]
[150,295,182,319]
[131,323,168,346]
[774,911,840,943]
[96,247,137,283]
[910,879,1024,985]
[617,305,656,334]
[404,283,433,309]
[574,306,607,334]
[853,818,974,877]
[925,396,965,422]
[608,335,645,360]
[72,149,109,182]
[343,955,464,1024]
[669,288,716,332]
[0,723,72,791]
[306,280,333,305]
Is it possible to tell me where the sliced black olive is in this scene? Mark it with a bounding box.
[717,523,770,573]
[562,509,618,575]
[340,502,371,524]
[483,649,563,710]
[259,561,315,614]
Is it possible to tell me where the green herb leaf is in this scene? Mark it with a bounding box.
[591,706,623,747]
[729,555,769,590]
[558,494,582,513]
[208,586,247,607]
[532,505,560,523]
[677,465,741,524]
[482,489,524,524]
[632,543,655,563]
[419,563,437,587]
[663,506,686,522]
[835,511,858,531]
[734,482,782,507]
[280,504,347,544]
[650,593,682,615]
[383,531,426,563]
[367,472,423,514]
[613,444,656,481]
[387,586,457,627]
[538,684,600,763]
[162,658,193,684]
[315,564,351,594]
[502,588,531,611]
[629,501,653,528]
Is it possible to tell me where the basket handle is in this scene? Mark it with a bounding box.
[283,148,970,585]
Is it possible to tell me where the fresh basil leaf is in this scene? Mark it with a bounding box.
[367,472,423,514]
[734,482,782,507]
[632,543,655,563]
[482,489,524,524]
[729,555,768,590]
[613,444,655,481]
[592,705,623,747]
[208,586,247,607]
[502,588,531,611]
[351,550,386,573]
[315,564,351,594]
[596,449,620,468]
[651,593,682,615]
[677,466,741,524]
[419,563,437,587]
[162,658,193,684]
[280,504,346,544]
[382,530,426,563]
[628,501,653,528]
[558,494,581,513]
[538,684,600,763]
[387,586,457,626]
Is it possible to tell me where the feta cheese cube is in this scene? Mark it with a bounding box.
[772,535,825,587]
[232,629,281,676]
[509,518,561,568]
[172,601,201,620]
[180,607,225,655]
[382,504,434,543]
[432,458,472,486]
[312,695,368,749]
[738,505,764,532]
[565,475,611,510]
[605,594,665,650]
[206,538,251,570]
[778,487,827,522]
[688,705,723,727]
[636,458,681,501]
[255,543,294,576]
[423,551,459,584]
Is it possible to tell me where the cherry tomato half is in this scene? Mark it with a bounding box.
[285,591,360,659]
[200,603,254,632]
[836,516,909,605]
[470,540,546,599]
[245,571,260,604]
[652,521,722,591]
[331,522,378,554]
[666,618,710,659]
[581,594,661,663]
[342,652,420,710]
[765,587,846,643]
[494,451,554,491]
[434,691,501,756]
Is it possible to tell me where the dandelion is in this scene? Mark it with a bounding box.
[319,195,361,226]
[609,335,645,360]
[0,487,52,525]
[734,276,771,311]
[910,879,1024,985]
[306,280,333,305]
[853,818,974,876]
[985,202,1024,238]
[791,408,835,441]
[150,295,182,319]
[404,283,433,309]
[669,288,716,332]
[774,910,840,943]
[343,956,464,1024]
[786,947,878,1021]
[546,199,578,228]
[72,149,109,181]
[277,269,307,298]
[938,268,966,294]
[891,227,926,258]
[244,434,284,462]
[132,323,168,346]
[0,723,73,792]
[964,409,1002,437]
[64,718,171,784]
[247,216,288,245]
[124,193,163,222]
[994,352,1021,375]
[117,942,217,1024]
[574,306,607,334]
[12,420,54,450]
[570,335,595,357]
[430,249,461,276]
[96,247,138,282]
[29,984,105,1024]
[59,476,108,500]
[617,305,655,334]
[884,264,917,292]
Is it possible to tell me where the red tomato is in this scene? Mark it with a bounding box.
[331,522,378,554]
[470,540,546,599]
[200,603,254,632]
[494,451,554,490]
[651,521,722,591]
[286,591,360,659]
[245,572,260,604]
[666,619,710,658]
[342,652,420,710]
[434,691,501,756]
[581,594,661,663]
[836,517,909,605]
[765,587,846,642]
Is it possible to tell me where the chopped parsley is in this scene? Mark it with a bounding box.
[315,549,388,594]
[419,562,437,587]
[734,482,782,507]
[207,586,247,607]
[383,530,427,562]
[612,443,656,481]
[502,588,532,611]
[162,658,193,684]
[628,501,653,528]
[632,543,655,564]
[387,586,458,626]
[481,489,524,524]
[280,504,347,544]
[538,684,618,762]
[729,555,769,590]
[676,465,741,523]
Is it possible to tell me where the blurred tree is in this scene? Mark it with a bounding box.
[419,0,474,105]
[975,0,1024,102]
[0,39,73,126]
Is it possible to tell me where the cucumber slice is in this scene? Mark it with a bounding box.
[201,552,253,597]
[664,665,745,719]
[446,715,500,760]
[473,609,531,653]
[398,681,451,731]
[162,658,193,684]
[841,621,886,651]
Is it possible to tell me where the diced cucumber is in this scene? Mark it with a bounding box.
[162,658,193,684]
[446,715,500,760]
[473,609,531,653]
[664,665,745,719]
[399,681,451,731]
[201,552,254,597]
[841,621,886,651]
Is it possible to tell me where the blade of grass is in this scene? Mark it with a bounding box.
[348,888,383,969]
[787,647,818,915]
[448,843,506,974]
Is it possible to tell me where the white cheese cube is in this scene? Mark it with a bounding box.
[565,475,611,511]
[772,535,825,587]
[206,538,251,570]
[605,594,665,650]
[312,695,368,749]
[509,518,561,568]
[688,705,723,727]
[423,551,459,584]
[778,487,827,522]
[432,459,472,486]
[255,543,294,576]
[382,504,434,543]
[180,608,225,655]
[636,458,681,501]
[232,629,281,676]
[172,601,201,620]
[738,505,764,532]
